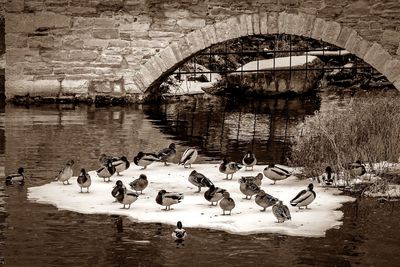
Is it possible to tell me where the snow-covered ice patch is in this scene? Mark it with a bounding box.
[28,163,354,237]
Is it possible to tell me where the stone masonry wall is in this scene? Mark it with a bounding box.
[4,0,400,101]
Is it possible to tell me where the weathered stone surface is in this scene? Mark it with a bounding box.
[267,12,279,34]
[177,18,206,30]
[6,13,35,33]
[382,59,400,82]
[335,26,354,48]
[62,36,84,49]
[259,13,269,35]
[321,21,341,44]
[278,12,289,34]
[299,13,316,37]
[311,18,326,40]
[28,36,54,49]
[93,18,116,29]
[5,0,24,12]
[69,50,99,61]
[92,29,119,39]
[6,33,28,48]
[252,13,261,35]
[364,42,392,73]
[345,31,371,58]
[34,12,70,29]
[61,79,89,95]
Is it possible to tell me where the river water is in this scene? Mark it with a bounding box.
[0,91,399,266]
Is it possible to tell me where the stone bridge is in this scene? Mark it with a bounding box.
[1,0,400,102]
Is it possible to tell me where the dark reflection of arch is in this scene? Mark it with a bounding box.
[142,94,320,164]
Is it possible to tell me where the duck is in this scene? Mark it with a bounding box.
[204,185,226,206]
[157,143,176,166]
[219,191,235,215]
[178,148,198,168]
[156,189,184,210]
[290,183,316,209]
[115,187,139,209]
[112,156,130,176]
[320,166,336,186]
[77,168,91,193]
[242,151,257,171]
[255,190,278,211]
[263,163,292,184]
[272,200,291,223]
[188,170,214,193]
[99,153,119,166]
[96,160,116,182]
[238,177,260,200]
[219,158,242,180]
[129,174,148,194]
[240,173,263,187]
[111,180,125,200]
[5,167,25,185]
[171,221,187,241]
[55,159,74,185]
[348,160,366,177]
[133,151,160,170]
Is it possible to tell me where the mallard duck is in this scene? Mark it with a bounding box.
[99,154,119,166]
[240,173,263,187]
[188,170,214,193]
[77,168,91,193]
[156,189,184,210]
[219,158,242,180]
[114,186,139,209]
[348,160,366,177]
[129,174,148,194]
[111,180,125,200]
[204,185,226,206]
[157,143,176,166]
[112,156,130,176]
[290,183,316,209]
[238,177,260,200]
[96,160,116,182]
[255,190,278,211]
[272,200,291,223]
[172,221,187,240]
[263,163,292,184]
[55,159,74,185]
[320,166,336,186]
[133,151,160,170]
[179,148,198,168]
[219,191,235,215]
[5,167,25,185]
[242,151,257,171]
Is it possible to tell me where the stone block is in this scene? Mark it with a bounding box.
[72,17,94,29]
[267,12,279,34]
[363,42,392,74]
[245,14,254,36]
[83,39,109,50]
[69,50,99,61]
[321,21,341,44]
[6,13,35,33]
[41,50,69,61]
[138,65,154,88]
[34,12,70,29]
[252,14,261,35]
[285,13,303,36]
[7,79,60,97]
[311,18,326,40]
[335,26,354,48]
[381,30,400,49]
[278,12,289,34]
[100,54,123,64]
[144,58,162,80]
[164,9,190,19]
[260,13,268,35]
[5,0,24,12]
[152,54,168,73]
[92,29,119,39]
[225,16,241,40]
[148,31,183,38]
[6,48,39,63]
[28,36,54,49]
[214,21,230,43]
[61,79,89,95]
[62,36,84,49]
[158,46,179,71]
[345,31,371,58]
[382,59,400,83]
[186,30,206,54]
[108,40,131,48]
[394,80,400,92]
[131,72,146,92]
[238,14,249,36]
[177,18,206,30]
[299,13,316,37]
[6,33,28,48]
[176,38,192,60]
[93,18,115,29]
[200,24,218,46]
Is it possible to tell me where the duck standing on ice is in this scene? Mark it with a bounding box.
[240,173,263,187]
[179,148,198,168]
[112,156,130,176]
[219,158,242,180]
[242,151,257,171]
[290,183,316,210]
[157,143,176,166]
[129,174,149,194]
[156,190,184,210]
[55,159,74,185]
[188,170,214,193]
[133,151,160,170]
[115,186,139,209]
[238,177,260,200]
[219,191,235,215]
[97,160,116,182]
[77,168,91,193]
[255,190,278,212]
[272,201,291,223]
[263,163,291,184]
[204,185,226,206]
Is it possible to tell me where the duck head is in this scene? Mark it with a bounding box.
[137,152,144,158]
[190,170,197,176]
[80,168,86,175]
[222,158,228,164]
[257,190,266,196]
[223,191,230,198]
[18,167,24,175]
[158,189,167,195]
[177,221,183,229]
[269,163,275,168]
[121,156,128,162]
[169,143,176,149]
[115,180,123,187]
[139,174,147,180]
[255,173,263,180]
[325,166,332,173]
[308,183,314,190]
[246,151,252,157]
[66,159,75,166]
[355,160,362,165]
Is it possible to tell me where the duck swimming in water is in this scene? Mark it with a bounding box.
[240,173,263,187]
[112,156,130,176]
[219,191,235,215]
[188,170,214,193]
[204,185,226,206]
[96,160,116,182]
[129,174,148,194]
[172,221,187,241]
[219,158,242,180]
[263,163,292,184]
[238,177,260,200]
[348,160,366,177]
[5,167,25,185]
[115,187,139,209]
[242,151,257,171]
[133,151,160,170]
[55,159,74,185]
[290,183,316,209]
[272,200,291,223]
[77,168,91,193]
[179,148,198,168]
[156,190,184,210]
[255,190,278,211]
[157,143,176,166]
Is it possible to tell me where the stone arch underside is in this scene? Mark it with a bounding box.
[136,12,400,97]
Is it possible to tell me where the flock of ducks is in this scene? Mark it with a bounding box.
[5,143,368,238]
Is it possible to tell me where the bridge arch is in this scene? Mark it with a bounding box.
[134,12,400,96]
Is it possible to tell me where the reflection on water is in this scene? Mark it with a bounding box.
[1,94,399,266]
